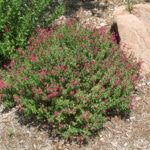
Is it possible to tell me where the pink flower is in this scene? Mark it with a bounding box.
[53,91,58,96]
[35,27,41,32]
[104,99,108,103]
[18,90,22,94]
[76,136,83,141]
[53,111,58,117]
[39,71,46,76]
[59,86,63,91]
[93,127,97,131]
[20,55,24,58]
[70,34,73,39]
[31,87,35,92]
[84,99,89,103]
[22,77,27,81]
[85,126,88,130]
[28,46,32,51]
[13,96,20,103]
[85,24,91,29]
[76,136,80,141]
[121,85,126,89]
[81,112,89,119]
[134,83,138,88]
[130,97,135,101]
[93,82,96,86]
[59,124,64,128]
[4,27,9,32]
[77,56,80,62]
[3,64,8,69]
[127,104,134,109]
[42,97,47,101]
[70,91,74,96]
[102,87,105,91]
[0,94,5,98]
[28,54,36,63]
[79,44,83,48]
[64,69,68,72]
[60,78,65,83]
[115,70,120,77]
[37,89,42,95]
[65,109,70,113]
[16,47,22,53]
[101,107,105,112]
[8,59,16,68]
[69,84,73,88]
[15,79,19,83]
[73,70,78,74]
[92,33,96,38]
[114,80,120,86]
[0,80,8,89]
[106,116,110,120]
[43,82,47,86]
[84,62,89,67]
[79,136,83,141]
[44,109,48,113]
[91,60,95,65]
[42,68,47,71]
[59,16,65,20]
[46,87,51,93]
[82,116,86,119]
[48,94,55,98]
[18,105,23,112]
[93,26,97,31]
[66,21,72,27]
[73,80,78,85]
[97,95,101,98]
[51,24,57,29]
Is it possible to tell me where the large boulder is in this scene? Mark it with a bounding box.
[113,4,150,75]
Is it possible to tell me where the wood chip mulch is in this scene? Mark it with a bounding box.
[0,0,150,150]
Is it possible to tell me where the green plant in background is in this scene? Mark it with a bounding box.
[127,0,135,12]
[0,0,64,64]
[7,129,13,137]
[0,18,142,141]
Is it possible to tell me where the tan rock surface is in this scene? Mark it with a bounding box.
[113,4,150,75]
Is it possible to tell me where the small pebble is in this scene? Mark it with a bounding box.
[142,83,146,86]
[111,141,118,147]
[19,140,24,144]
[100,22,107,26]
[136,97,141,100]
[126,118,130,122]
[130,116,135,120]
[100,137,105,142]
[66,144,70,147]
[33,144,36,149]
[2,114,8,119]
[64,148,69,150]
[146,82,150,85]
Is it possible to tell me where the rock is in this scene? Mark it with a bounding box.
[100,22,108,26]
[113,4,150,75]
[146,81,150,85]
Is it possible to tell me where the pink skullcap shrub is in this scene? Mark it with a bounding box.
[0,18,142,141]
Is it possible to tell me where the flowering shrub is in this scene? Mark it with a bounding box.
[0,19,142,140]
[0,0,64,63]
